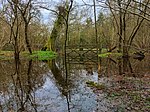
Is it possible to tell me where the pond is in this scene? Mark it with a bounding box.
[0,55,150,112]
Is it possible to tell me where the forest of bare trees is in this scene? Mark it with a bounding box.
[0,1,150,112]
[0,0,149,56]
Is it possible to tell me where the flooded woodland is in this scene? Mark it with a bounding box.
[0,55,150,112]
[0,0,150,112]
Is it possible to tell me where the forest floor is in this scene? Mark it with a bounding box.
[88,75,150,112]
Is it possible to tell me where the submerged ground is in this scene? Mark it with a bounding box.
[0,53,149,112]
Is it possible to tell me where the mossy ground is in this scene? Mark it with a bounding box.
[0,51,57,60]
[86,81,106,90]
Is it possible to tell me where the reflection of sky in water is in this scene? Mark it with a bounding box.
[35,74,67,112]
[35,71,97,112]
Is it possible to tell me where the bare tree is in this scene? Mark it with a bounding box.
[93,0,99,52]
[16,0,35,54]
[0,0,21,60]
[106,0,150,56]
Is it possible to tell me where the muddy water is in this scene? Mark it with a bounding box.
[0,55,149,112]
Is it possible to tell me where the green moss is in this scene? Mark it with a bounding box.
[86,81,97,86]
[98,52,122,58]
[86,81,106,90]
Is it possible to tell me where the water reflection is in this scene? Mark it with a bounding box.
[46,59,71,111]
[11,59,37,111]
[99,55,150,77]
[47,58,97,112]
[0,58,98,112]
[0,59,48,111]
[0,54,149,112]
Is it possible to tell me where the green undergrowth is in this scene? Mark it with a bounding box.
[86,81,106,90]
[0,50,57,60]
[98,52,122,58]
[26,51,57,60]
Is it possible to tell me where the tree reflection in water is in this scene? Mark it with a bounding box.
[0,59,47,111]
[47,59,71,112]
[10,59,37,111]
[0,55,148,111]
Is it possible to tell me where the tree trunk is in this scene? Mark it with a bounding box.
[118,0,123,53]
[50,28,58,51]
[123,9,128,57]
[25,23,32,54]
[44,12,64,52]
[14,37,19,60]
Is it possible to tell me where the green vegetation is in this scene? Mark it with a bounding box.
[0,51,57,60]
[0,0,149,112]
[86,81,106,90]
[28,51,57,60]
[98,52,122,58]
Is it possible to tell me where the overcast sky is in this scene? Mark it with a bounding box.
[40,0,94,24]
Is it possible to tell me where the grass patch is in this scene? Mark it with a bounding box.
[28,51,57,60]
[0,51,57,60]
[98,52,122,58]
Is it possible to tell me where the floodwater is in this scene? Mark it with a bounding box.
[0,55,150,112]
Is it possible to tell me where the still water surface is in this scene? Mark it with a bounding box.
[0,58,99,112]
[0,56,149,112]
